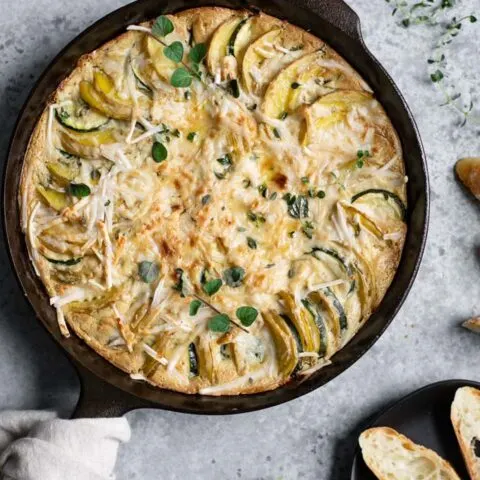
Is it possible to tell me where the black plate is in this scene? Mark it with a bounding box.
[351,380,480,479]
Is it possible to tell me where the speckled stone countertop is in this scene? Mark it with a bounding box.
[0,0,479,478]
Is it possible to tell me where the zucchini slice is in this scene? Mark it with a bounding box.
[278,291,320,353]
[309,246,353,277]
[263,311,298,378]
[351,189,407,221]
[130,58,153,95]
[188,342,199,376]
[55,102,109,132]
[227,17,249,56]
[323,287,347,331]
[281,314,303,354]
[301,298,328,357]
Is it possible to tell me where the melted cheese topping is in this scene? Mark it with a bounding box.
[21,7,407,395]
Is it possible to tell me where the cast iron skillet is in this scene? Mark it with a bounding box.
[3,0,429,417]
[351,379,480,479]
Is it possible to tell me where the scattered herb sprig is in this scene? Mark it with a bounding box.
[386,0,478,125]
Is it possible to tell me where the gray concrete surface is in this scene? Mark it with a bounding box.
[0,0,478,478]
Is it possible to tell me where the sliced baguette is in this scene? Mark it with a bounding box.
[455,157,480,200]
[463,317,480,335]
[359,427,460,480]
[451,387,480,480]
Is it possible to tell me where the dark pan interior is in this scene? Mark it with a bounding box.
[3,0,429,415]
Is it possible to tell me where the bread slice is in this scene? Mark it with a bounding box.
[455,157,480,200]
[359,427,460,479]
[463,317,480,334]
[451,387,480,479]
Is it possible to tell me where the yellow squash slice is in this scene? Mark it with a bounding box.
[58,129,117,159]
[278,291,320,353]
[36,186,68,211]
[263,311,298,378]
[206,16,247,79]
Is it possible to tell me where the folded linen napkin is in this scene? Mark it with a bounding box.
[0,411,130,480]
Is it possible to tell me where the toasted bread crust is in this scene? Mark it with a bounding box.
[451,387,480,480]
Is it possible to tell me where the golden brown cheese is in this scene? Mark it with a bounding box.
[20,7,407,395]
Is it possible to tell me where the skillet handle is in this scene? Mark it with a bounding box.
[292,0,362,42]
[72,363,154,418]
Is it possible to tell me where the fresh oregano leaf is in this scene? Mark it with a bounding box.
[152,15,174,37]
[68,183,91,198]
[189,299,202,316]
[152,142,168,162]
[188,43,207,63]
[236,306,258,327]
[138,261,159,283]
[171,67,193,88]
[223,266,245,288]
[202,278,222,296]
[208,314,231,333]
[164,41,184,63]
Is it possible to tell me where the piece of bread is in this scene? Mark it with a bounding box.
[359,427,460,479]
[451,387,480,479]
[463,317,480,334]
[456,157,480,200]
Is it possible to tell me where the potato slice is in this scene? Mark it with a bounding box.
[263,311,298,378]
[241,28,316,95]
[263,50,369,118]
[455,157,480,200]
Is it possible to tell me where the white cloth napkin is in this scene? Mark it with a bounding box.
[0,411,130,480]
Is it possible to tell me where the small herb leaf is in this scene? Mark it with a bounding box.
[152,16,174,37]
[138,261,159,283]
[189,299,202,316]
[189,43,207,63]
[247,237,257,249]
[152,142,168,162]
[164,41,184,63]
[202,278,222,296]
[208,314,231,332]
[223,266,245,288]
[171,68,193,88]
[430,69,444,82]
[68,183,91,198]
[286,195,309,219]
[236,306,258,327]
